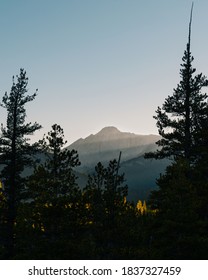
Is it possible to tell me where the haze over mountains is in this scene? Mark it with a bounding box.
[67,127,169,201]
[0,126,168,201]
[67,126,161,166]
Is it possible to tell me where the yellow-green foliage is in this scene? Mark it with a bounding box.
[136,200,147,215]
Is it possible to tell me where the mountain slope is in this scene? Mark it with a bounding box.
[121,156,169,201]
[67,126,161,167]
[67,126,167,201]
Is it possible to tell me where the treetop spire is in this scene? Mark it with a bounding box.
[188,2,194,48]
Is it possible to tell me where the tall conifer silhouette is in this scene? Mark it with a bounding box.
[0,69,41,259]
[145,3,208,163]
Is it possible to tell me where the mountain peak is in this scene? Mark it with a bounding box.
[97,126,120,135]
[67,127,160,160]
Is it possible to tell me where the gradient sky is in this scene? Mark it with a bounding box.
[0,0,208,145]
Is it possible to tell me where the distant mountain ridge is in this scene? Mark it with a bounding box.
[70,126,160,150]
[67,126,161,166]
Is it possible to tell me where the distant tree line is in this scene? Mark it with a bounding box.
[1,8,208,259]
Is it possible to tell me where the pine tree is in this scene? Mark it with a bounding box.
[144,5,208,259]
[84,152,128,223]
[0,69,42,259]
[83,162,106,225]
[103,158,128,223]
[83,155,129,258]
[145,4,208,164]
[25,124,81,257]
[28,124,81,201]
[148,159,207,259]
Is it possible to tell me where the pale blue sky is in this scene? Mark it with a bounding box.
[0,0,208,144]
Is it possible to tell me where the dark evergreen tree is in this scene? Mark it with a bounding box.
[148,158,208,259]
[83,162,106,225]
[103,157,128,226]
[83,154,129,258]
[24,124,82,258]
[83,153,128,226]
[29,124,81,201]
[0,69,42,259]
[145,4,208,163]
[145,6,208,259]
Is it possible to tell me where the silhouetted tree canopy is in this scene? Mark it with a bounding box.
[0,68,41,258]
[145,7,208,163]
